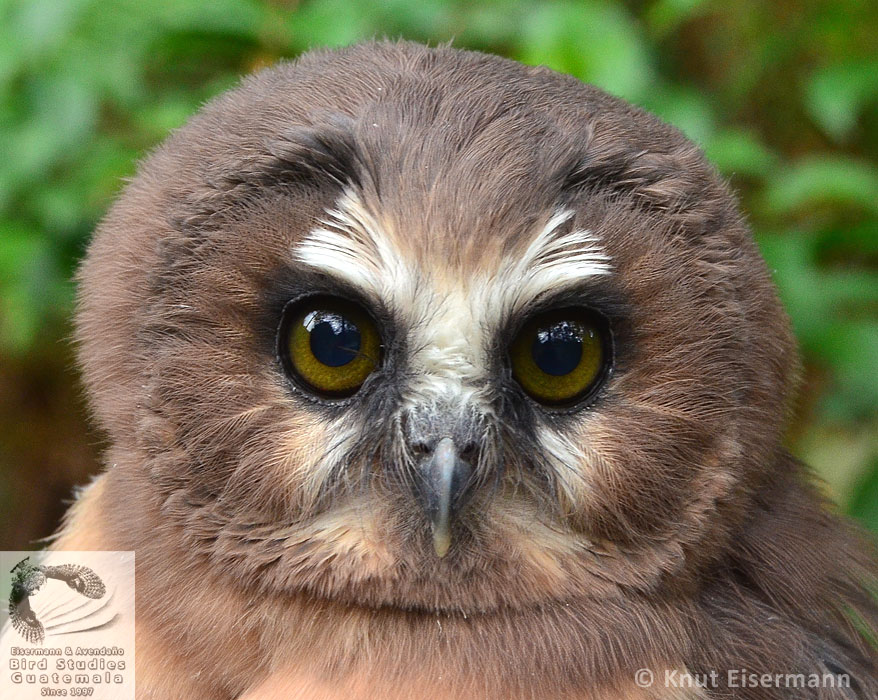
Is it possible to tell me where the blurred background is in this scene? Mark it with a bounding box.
[0,0,876,549]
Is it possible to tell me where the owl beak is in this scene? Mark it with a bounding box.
[417,437,473,558]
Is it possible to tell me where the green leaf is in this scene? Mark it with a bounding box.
[848,457,878,531]
[283,0,373,49]
[815,220,878,261]
[642,84,715,146]
[516,1,654,102]
[0,220,56,353]
[761,157,878,216]
[816,321,878,419]
[704,128,778,178]
[645,0,710,38]
[0,0,89,84]
[806,60,878,142]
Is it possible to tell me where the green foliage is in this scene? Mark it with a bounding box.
[0,0,875,525]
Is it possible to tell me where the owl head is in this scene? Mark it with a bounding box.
[76,42,798,613]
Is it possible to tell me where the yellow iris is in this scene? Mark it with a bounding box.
[510,310,605,405]
[285,298,381,396]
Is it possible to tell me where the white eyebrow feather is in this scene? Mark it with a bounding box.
[294,189,411,300]
[496,210,611,314]
[295,195,610,334]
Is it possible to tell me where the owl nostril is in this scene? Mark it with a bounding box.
[409,441,432,459]
[409,438,480,466]
[459,442,480,466]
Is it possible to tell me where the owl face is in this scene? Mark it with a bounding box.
[77,42,797,613]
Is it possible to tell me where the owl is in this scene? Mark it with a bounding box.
[53,42,877,699]
[7,557,106,644]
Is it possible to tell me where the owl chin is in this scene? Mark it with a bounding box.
[152,452,733,615]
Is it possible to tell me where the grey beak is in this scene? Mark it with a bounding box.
[417,437,473,557]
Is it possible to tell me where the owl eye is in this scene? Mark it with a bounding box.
[509,308,609,406]
[279,296,382,398]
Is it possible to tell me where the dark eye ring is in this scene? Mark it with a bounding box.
[278,295,382,398]
[509,308,611,406]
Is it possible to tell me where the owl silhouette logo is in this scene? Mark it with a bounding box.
[8,557,106,644]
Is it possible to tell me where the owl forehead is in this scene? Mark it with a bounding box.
[294,188,611,383]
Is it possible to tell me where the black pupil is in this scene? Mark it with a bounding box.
[305,311,361,367]
[531,321,584,376]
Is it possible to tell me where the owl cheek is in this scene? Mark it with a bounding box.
[569,418,737,550]
[218,413,341,518]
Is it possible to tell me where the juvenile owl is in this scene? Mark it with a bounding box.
[55,42,877,699]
